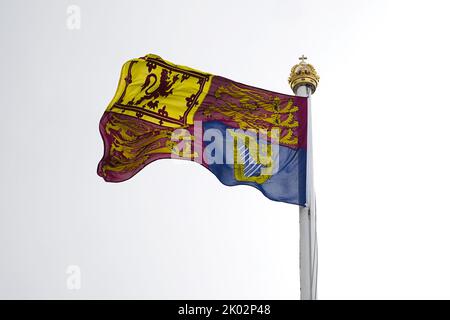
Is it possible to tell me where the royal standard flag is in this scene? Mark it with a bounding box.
[97,54,307,205]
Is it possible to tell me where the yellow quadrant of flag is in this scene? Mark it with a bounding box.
[106,54,212,128]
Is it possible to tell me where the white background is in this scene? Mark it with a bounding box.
[1,0,450,299]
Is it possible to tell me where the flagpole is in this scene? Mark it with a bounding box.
[289,56,319,300]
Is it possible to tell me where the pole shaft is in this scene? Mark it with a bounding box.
[295,85,317,300]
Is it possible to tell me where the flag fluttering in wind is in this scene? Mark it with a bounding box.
[97,54,307,205]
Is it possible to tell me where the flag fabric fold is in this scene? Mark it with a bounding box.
[97,54,307,205]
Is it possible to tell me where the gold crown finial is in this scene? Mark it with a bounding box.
[288,55,320,94]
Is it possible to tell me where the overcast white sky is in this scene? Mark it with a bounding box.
[1,0,450,299]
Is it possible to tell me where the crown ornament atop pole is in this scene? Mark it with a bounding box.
[288,55,320,94]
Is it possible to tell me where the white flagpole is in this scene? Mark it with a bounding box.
[289,56,319,300]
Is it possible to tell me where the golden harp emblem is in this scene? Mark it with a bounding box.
[229,130,278,184]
